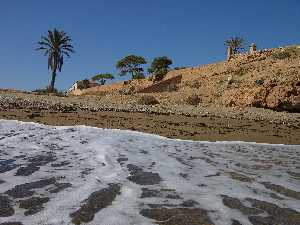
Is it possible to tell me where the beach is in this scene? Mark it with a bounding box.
[1,91,300,145]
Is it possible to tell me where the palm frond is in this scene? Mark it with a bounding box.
[37,28,74,73]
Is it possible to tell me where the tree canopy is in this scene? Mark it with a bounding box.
[36,29,74,92]
[224,37,246,54]
[148,56,173,81]
[116,55,147,79]
[91,73,114,85]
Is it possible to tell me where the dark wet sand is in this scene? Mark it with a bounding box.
[1,109,299,145]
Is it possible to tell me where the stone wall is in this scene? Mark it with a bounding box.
[139,75,182,93]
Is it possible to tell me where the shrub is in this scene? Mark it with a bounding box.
[32,87,65,97]
[119,86,136,95]
[185,80,201,88]
[272,51,291,60]
[234,68,246,76]
[132,73,145,80]
[174,67,186,70]
[77,79,90,90]
[137,95,159,105]
[147,75,154,81]
[186,95,201,105]
[255,79,264,85]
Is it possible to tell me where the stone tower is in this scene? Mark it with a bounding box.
[249,43,257,54]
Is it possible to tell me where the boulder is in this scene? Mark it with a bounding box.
[265,86,297,109]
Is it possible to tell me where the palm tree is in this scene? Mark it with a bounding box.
[36,29,74,92]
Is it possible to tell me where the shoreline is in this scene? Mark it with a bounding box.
[1,108,300,145]
[1,91,300,145]
[1,118,298,146]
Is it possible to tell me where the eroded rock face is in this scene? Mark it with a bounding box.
[265,85,298,110]
[223,84,300,112]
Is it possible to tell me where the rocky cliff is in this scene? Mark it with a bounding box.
[68,45,300,112]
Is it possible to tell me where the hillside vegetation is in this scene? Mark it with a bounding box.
[69,45,300,112]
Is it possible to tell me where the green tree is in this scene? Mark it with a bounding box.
[91,73,114,85]
[116,55,147,79]
[36,29,74,92]
[148,56,173,82]
[224,37,246,54]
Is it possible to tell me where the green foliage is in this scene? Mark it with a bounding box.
[116,55,147,79]
[36,29,74,92]
[91,73,114,85]
[148,56,173,82]
[224,37,246,54]
[132,73,145,79]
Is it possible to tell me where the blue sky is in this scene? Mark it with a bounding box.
[0,0,299,91]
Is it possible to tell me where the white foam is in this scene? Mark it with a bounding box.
[0,120,299,225]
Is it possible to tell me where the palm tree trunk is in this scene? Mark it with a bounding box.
[49,71,56,92]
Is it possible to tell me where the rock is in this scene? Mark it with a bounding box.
[0,223,23,225]
[282,95,300,112]
[15,166,40,176]
[186,95,201,106]
[265,85,297,110]
[222,87,268,108]
[222,195,262,215]
[0,159,18,173]
[140,208,214,225]
[127,164,162,185]
[228,172,254,183]
[19,196,50,216]
[0,195,14,217]
[261,182,300,200]
[6,178,56,198]
[48,183,72,193]
[70,184,121,225]
[137,95,159,105]
[246,198,300,225]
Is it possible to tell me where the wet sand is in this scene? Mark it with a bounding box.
[1,108,299,145]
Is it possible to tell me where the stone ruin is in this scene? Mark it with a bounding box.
[227,43,257,61]
[249,43,257,54]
